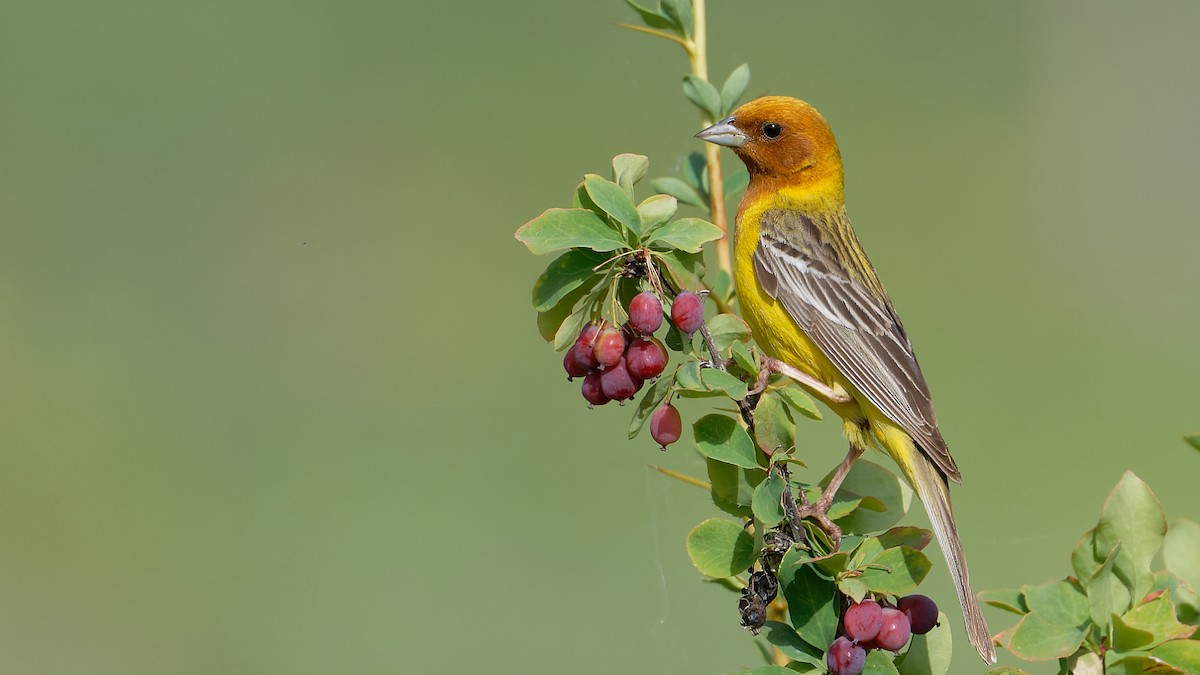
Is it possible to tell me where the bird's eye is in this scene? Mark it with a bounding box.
[762,123,782,139]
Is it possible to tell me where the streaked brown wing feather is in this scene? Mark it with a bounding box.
[753,208,961,482]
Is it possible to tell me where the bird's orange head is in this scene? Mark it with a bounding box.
[696,96,844,201]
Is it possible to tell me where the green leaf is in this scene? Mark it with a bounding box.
[1024,579,1091,627]
[708,313,751,351]
[531,249,606,312]
[1087,542,1124,630]
[1164,519,1200,595]
[777,386,822,420]
[628,376,673,439]
[682,75,722,120]
[753,390,795,456]
[1066,652,1103,675]
[981,669,1033,675]
[650,176,706,208]
[896,612,952,675]
[584,174,642,238]
[654,249,706,290]
[516,207,627,255]
[979,588,1029,615]
[549,278,610,350]
[826,494,881,521]
[863,649,902,675]
[1186,434,1200,451]
[693,414,759,469]
[612,153,649,196]
[1150,569,1200,625]
[707,459,764,517]
[830,460,912,534]
[779,545,839,651]
[876,526,932,551]
[720,63,751,115]
[551,304,591,352]
[1114,594,1196,649]
[535,274,599,343]
[624,0,673,29]
[838,577,868,603]
[1006,580,1090,660]
[1101,655,1157,675]
[659,0,692,36]
[761,621,824,668]
[700,368,748,400]
[731,341,758,378]
[684,151,708,193]
[752,472,785,526]
[1096,471,1167,603]
[637,194,678,234]
[1071,527,1101,582]
[686,518,756,577]
[725,168,750,200]
[1151,639,1200,673]
[1007,611,1088,661]
[644,217,723,253]
[674,360,712,393]
[859,546,931,595]
[572,180,606,218]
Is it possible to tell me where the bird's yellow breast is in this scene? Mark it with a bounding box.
[734,183,872,436]
[734,184,836,378]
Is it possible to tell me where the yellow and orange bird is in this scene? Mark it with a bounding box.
[697,96,995,664]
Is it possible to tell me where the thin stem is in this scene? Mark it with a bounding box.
[616,23,695,54]
[687,0,733,281]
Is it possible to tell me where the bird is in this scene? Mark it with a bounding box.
[695,96,996,664]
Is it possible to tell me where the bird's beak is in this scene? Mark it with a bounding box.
[694,117,747,147]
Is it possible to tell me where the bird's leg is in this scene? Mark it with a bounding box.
[794,443,866,549]
[747,356,853,405]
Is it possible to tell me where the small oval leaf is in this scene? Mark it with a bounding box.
[686,518,756,577]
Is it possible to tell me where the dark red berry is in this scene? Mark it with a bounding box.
[671,291,703,334]
[897,595,939,635]
[628,291,663,334]
[573,323,601,370]
[626,337,668,380]
[593,327,625,368]
[600,358,641,402]
[843,600,883,643]
[649,403,682,448]
[563,348,589,379]
[581,372,609,407]
[875,607,912,652]
[825,636,866,675]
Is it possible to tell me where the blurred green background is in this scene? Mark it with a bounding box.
[2,1,1198,673]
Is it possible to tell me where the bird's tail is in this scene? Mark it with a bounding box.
[896,439,996,664]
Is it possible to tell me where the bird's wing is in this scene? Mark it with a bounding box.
[753,208,960,481]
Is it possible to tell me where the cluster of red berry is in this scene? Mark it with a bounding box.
[826,595,940,675]
[562,290,707,449]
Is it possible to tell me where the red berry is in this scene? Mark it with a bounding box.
[626,337,668,379]
[563,348,589,379]
[599,358,641,402]
[593,327,625,368]
[843,600,883,643]
[581,372,609,407]
[875,607,912,652]
[628,291,663,334]
[573,323,601,370]
[649,403,682,448]
[825,636,866,675]
[897,595,939,635]
[671,291,703,334]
